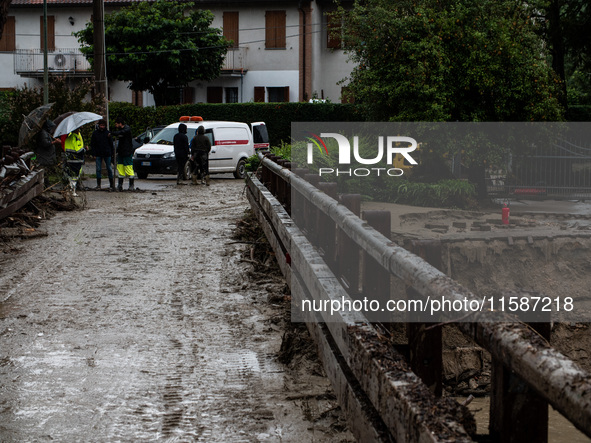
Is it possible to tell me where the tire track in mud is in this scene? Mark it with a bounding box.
[0,180,351,442]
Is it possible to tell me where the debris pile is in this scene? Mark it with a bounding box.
[0,146,34,187]
[0,145,80,242]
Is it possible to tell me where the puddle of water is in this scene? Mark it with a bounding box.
[456,396,591,442]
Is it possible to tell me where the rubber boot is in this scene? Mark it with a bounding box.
[118,177,124,192]
[69,178,78,196]
[128,178,135,191]
[95,178,101,190]
[205,175,210,186]
[109,177,115,192]
[192,174,198,185]
[177,172,181,185]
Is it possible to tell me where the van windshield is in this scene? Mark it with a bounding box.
[149,127,177,145]
[253,125,269,144]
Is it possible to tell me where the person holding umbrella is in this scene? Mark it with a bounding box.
[90,119,115,191]
[35,120,62,186]
[64,129,85,195]
[111,116,135,191]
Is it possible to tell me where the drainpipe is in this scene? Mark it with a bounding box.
[299,1,306,102]
[43,0,48,104]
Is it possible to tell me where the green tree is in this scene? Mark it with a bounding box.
[339,0,565,123]
[75,0,229,106]
[537,0,591,107]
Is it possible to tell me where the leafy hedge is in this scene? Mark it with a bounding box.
[108,102,363,147]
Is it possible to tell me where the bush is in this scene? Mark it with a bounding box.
[0,77,105,148]
[108,102,363,147]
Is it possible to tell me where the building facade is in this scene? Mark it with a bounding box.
[1,0,354,106]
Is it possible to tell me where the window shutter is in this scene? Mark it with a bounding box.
[223,12,239,48]
[326,13,342,49]
[183,87,194,104]
[0,16,15,52]
[40,16,55,50]
[283,86,290,102]
[207,86,223,103]
[132,90,143,107]
[254,87,265,103]
[265,11,286,49]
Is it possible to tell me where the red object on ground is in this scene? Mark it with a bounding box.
[502,204,510,225]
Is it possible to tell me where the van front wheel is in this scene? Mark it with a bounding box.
[233,158,246,179]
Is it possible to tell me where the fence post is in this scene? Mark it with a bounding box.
[490,300,550,443]
[261,155,272,188]
[317,182,338,271]
[290,168,308,226]
[283,161,292,215]
[276,159,289,206]
[338,194,361,296]
[361,211,391,309]
[303,174,320,246]
[405,240,443,397]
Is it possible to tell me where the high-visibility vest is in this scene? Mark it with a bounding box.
[65,132,84,153]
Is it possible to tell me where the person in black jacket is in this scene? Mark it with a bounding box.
[89,119,115,191]
[173,123,189,184]
[190,125,212,186]
[111,116,135,191]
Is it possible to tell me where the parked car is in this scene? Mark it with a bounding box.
[132,117,268,179]
[132,125,166,151]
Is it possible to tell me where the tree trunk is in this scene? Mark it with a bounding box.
[0,0,12,40]
[547,0,568,110]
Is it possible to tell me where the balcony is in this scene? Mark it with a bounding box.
[14,47,245,79]
[221,47,247,75]
[14,49,92,78]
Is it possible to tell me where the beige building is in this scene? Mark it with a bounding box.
[0,0,354,106]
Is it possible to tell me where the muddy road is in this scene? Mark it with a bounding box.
[0,177,352,442]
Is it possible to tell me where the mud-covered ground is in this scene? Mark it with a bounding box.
[0,177,353,442]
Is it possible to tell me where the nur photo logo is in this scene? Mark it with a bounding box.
[304,132,418,177]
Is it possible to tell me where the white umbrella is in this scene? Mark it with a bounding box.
[53,111,103,137]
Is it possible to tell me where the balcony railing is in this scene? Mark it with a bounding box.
[222,47,247,72]
[14,49,92,78]
[14,47,246,78]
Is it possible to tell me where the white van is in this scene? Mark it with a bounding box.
[132,117,269,179]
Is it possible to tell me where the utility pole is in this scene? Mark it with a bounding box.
[93,0,108,125]
[43,0,48,104]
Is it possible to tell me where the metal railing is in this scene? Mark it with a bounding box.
[487,137,591,200]
[14,49,91,77]
[246,151,591,442]
[222,47,247,72]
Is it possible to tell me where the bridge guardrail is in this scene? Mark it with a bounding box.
[246,152,591,442]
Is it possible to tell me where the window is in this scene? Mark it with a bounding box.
[254,86,265,103]
[341,86,355,104]
[225,87,238,103]
[223,12,239,48]
[182,87,194,104]
[132,90,143,107]
[265,10,286,49]
[326,12,343,50]
[0,17,15,52]
[254,86,290,103]
[267,86,289,103]
[207,86,223,103]
[40,16,55,51]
